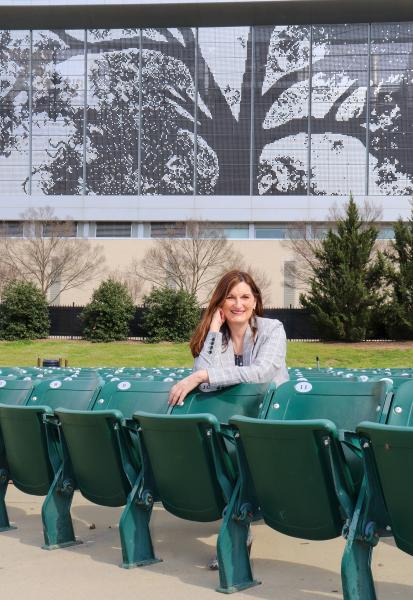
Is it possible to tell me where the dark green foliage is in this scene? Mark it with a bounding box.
[81,278,135,342]
[382,211,413,339]
[0,281,50,340]
[143,287,201,343]
[300,197,385,342]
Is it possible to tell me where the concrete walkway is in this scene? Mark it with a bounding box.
[1,485,412,600]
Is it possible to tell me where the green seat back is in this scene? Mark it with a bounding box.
[134,412,229,522]
[26,378,102,411]
[231,416,349,540]
[171,383,269,424]
[357,422,413,555]
[264,380,390,489]
[0,405,55,495]
[265,380,390,429]
[0,378,37,406]
[386,380,413,426]
[56,409,134,507]
[92,380,174,418]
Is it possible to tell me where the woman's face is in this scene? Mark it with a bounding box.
[221,281,256,327]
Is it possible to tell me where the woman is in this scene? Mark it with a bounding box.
[168,270,289,406]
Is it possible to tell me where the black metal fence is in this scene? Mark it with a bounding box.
[48,305,318,340]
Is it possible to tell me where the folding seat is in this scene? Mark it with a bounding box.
[344,379,413,600]
[229,417,356,594]
[172,382,270,422]
[130,383,273,591]
[0,378,39,530]
[0,377,103,538]
[53,380,177,567]
[224,379,391,597]
[0,377,37,407]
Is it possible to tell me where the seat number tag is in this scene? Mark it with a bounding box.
[199,383,222,393]
[117,381,131,390]
[295,382,312,393]
[0,380,6,388]
[49,380,62,389]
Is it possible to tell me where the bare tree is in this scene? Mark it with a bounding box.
[132,222,246,303]
[285,197,383,294]
[109,270,142,304]
[0,207,106,304]
[132,221,273,304]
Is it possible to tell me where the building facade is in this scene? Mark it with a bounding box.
[0,1,412,304]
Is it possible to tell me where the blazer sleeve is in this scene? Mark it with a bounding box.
[193,331,223,369]
[206,320,287,386]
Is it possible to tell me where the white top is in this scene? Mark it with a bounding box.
[194,316,289,388]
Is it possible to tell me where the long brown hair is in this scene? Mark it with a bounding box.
[190,270,264,357]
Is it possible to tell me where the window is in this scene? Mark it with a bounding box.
[96,222,132,238]
[312,224,331,240]
[43,222,77,238]
[255,225,287,239]
[0,221,23,237]
[255,224,304,239]
[377,225,395,240]
[150,222,186,238]
[199,223,249,239]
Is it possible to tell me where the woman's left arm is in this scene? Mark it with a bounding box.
[168,368,209,406]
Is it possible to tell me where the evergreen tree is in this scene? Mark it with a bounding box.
[81,278,135,342]
[382,209,413,339]
[300,197,385,341]
[0,281,50,340]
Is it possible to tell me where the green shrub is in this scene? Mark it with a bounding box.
[143,287,200,343]
[81,278,135,342]
[0,281,50,340]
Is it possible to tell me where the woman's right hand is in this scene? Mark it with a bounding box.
[210,308,225,332]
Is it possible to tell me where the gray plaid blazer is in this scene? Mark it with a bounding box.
[193,316,289,388]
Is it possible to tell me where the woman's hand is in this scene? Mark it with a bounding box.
[168,370,208,406]
[210,308,225,332]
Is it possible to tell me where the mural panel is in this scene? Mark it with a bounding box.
[0,30,30,194]
[197,26,251,195]
[0,24,412,197]
[86,29,141,194]
[31,30,85,194]
[310,24,369,195]
[141,27,195,195]
[369,22,413,194]
[254,25,310,195]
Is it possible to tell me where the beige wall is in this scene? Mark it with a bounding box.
[56,239,298,307]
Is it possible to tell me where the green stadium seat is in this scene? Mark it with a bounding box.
[342,380,413,599]
[0,378,102,539]
[50,380,177,566]
[133,411,258,592]
[171,382,270,423]
[130,383,273,591]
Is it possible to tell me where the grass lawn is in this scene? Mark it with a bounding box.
[0,339,413,368]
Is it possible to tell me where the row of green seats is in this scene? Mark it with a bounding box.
[1,374,412,598]
[223,378,413,598]
[0,378,267,562]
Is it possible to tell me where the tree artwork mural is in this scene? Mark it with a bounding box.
[1,23,413,196]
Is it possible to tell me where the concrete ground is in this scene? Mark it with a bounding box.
[1,485,413,600]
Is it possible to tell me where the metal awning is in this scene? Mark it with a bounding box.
[0,0,412,29]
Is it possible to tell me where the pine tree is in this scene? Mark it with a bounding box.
[382,208,413,339]
[300,197,385,341]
